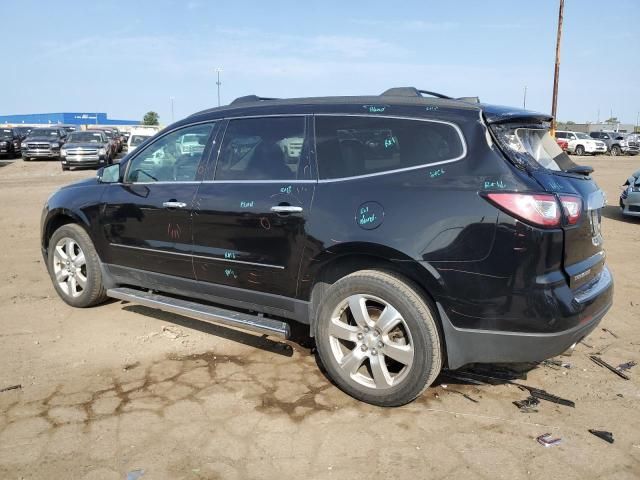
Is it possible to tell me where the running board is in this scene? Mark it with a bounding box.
[107,287,290,339]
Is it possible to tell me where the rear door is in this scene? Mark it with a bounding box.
[191,115,315,299]
[101,122,217,278]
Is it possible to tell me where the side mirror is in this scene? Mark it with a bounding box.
[97,163,120,183]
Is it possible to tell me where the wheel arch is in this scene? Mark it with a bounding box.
[303,242,446,342]
[42,208,92,253]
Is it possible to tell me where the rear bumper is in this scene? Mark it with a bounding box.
[440,266,613,369]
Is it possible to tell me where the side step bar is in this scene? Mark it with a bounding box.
[107,287,290,339]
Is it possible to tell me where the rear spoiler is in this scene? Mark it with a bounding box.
[482,104,552,124]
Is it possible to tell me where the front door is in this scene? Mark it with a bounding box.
[191,116,315,299]
[101,122,217,279]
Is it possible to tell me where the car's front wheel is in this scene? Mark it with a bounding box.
[610,145,621,156]
[575,145,585,155]
[314,270,442,406]
[47,224,107,307]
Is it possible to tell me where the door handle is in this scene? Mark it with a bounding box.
[163,201,187,208]
[270,205,303,213]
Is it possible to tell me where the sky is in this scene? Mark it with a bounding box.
[1,0,639,125]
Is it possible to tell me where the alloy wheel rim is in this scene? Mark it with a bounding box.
[328,294,414,390]
[53,237,87,298]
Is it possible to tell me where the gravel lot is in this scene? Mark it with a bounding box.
[0,156,639,480]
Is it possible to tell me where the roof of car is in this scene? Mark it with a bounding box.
[188,87,551,124]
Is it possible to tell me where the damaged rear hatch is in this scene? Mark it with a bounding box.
[484,105,609,296]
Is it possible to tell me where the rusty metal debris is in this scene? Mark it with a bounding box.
[537,433,562,447]
[601,328,618,339]
[0,384,21,393]
[589,429,614,444]
[589,355,630,380]
[541,359,571,369]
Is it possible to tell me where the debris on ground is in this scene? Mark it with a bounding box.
[444,370,575,408]
[580,339,593,348]
[541,359,572,369]
[441,384,479,403]
[162,325,187,340]
[513,396,540,413]
[589,429,614,444]
[602,328,618,339]
[126,469,145,480]
[536,433,562,447]
[0,384,22,393]
[589,355,630,380]
[617,361,637,372]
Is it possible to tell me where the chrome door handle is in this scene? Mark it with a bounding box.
[163,201,187,208]
[270,205,303,213]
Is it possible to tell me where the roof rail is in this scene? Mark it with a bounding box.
[230,95,279,105]
[380,87,452,99]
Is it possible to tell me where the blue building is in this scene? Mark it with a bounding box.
[0,112,139,126]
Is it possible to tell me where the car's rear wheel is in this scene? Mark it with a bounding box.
[314,270,442,406]
[47,224,107,307]
[575,145,585,155]
[610,145,621,156]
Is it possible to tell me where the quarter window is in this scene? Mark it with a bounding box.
[125,123,215,183]
[214,117,308,180]
[315,116,464,179]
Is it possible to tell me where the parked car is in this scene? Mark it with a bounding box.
[589,131,639,156]
[60,131,112,170]
[41,87,613,406]
[556,137,569,151]
[555,131,607,155]
[127,126,158,153]
[22,127,67,160]
[0,127,22,158]
[13,126,32,140]
[57,125,77,135]
[88,128,118,159]
[103,128,123,152]
[620,168,640,217]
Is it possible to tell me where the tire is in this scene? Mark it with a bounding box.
[575,145,585,156]
[314,270,442,406]
[62,166,69,171]
[23,156,30,161]
[47,224,107,308]
[610,145,621,157]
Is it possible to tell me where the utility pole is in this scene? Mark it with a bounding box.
[550,0,564,135]
[170,97,175,123]
[523,85,527,109]
[215,68,222,107]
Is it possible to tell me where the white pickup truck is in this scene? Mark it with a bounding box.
[555,130,607,155]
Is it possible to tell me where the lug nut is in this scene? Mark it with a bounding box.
[371,348,378,355]
[373,330,379,337]
[364,326,370,332]
[377,341,384,348]
[360,345,368,352]
[357,333,364,340]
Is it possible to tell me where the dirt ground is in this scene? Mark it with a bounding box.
[0,155,639,480]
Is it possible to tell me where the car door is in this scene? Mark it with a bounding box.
[100,121,218,279]
[191,115,315,300]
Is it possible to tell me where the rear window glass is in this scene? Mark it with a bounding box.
[315,116,464,179]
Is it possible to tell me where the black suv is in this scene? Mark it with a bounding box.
[41,88,613,406]
[22,127,67,160]
[0,127,22,158]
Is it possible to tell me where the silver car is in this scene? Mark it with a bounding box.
[620,169,640,217]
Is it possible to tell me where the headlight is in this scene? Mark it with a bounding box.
[60,149,67,156]
[0,141,6,145]
[99,148,106,155]
[50,142,60,148]
[620,141,627,147]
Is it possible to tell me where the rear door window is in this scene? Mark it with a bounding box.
[315,116,464,179]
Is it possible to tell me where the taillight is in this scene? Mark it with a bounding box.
[559,195,582,225]
[485,193,561,227]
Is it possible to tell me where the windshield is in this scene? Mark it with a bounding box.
[30,129,59,137]
[0,129,13,139]
[68,132,104,143]
[130,135,150,146]
[575,133,591,140]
